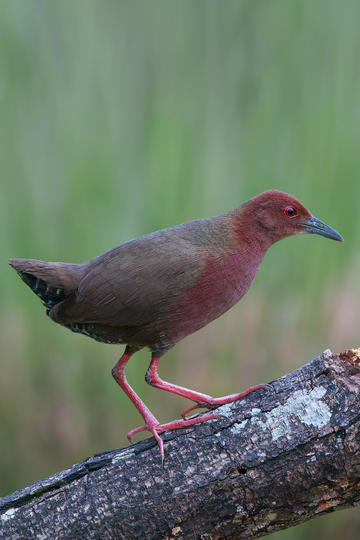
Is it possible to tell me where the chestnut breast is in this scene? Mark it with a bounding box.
[165,242,265,345]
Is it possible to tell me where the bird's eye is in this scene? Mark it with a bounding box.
[284,206,298,218]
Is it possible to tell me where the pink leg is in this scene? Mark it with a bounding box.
[146,357,268,419]
[112,347,217,462]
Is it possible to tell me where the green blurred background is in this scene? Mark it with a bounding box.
[1,0,360,537]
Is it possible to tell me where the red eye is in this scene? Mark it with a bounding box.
[284,206,298,218]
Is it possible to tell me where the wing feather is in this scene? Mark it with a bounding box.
[52,229,206,327]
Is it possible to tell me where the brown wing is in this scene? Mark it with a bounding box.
[51,228,207,327]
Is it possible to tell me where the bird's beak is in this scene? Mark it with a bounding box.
[302,216,344,242]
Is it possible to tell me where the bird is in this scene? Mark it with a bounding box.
[10,190,343,460]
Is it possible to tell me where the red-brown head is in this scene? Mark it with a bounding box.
[239,190,343,244]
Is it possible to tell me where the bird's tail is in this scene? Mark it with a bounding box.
[9,258,85,311]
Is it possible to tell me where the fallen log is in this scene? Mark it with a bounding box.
[1,348,360,539]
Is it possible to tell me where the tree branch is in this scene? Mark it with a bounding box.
[1,348,360,539]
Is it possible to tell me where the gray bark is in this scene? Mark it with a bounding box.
[1,348,360,539]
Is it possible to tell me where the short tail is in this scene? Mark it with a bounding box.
[9,258,85,311]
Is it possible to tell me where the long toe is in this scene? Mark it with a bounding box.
[209,383,270,406]
[127,425,148,442]
[181,384,270,419]
[150,428,164,463]
[158,414,218,432]
[127,413,218,461]
[181,403,206,419]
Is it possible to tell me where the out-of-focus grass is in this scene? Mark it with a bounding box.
[1,1,360,537]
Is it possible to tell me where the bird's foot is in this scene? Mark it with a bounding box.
[181,383,271,419]
[127,413,218,463]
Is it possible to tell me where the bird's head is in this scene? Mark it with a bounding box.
[242,190,343,244]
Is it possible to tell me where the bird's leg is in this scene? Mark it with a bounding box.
[146,357,268,419]
[112,347,217,461]
[111,347,162,451]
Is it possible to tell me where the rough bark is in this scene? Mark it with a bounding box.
[1,348,360,539]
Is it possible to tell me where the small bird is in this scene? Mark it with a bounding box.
[10,190,343,460]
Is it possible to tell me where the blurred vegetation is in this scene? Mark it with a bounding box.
[1,0,360,537]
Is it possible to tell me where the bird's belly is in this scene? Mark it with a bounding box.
[170,289,242,343]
